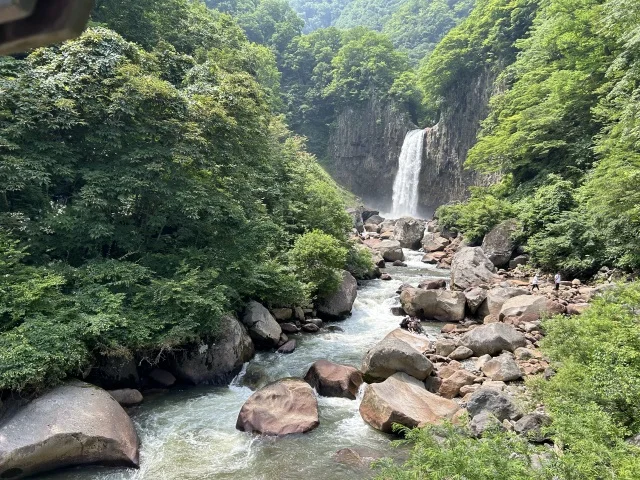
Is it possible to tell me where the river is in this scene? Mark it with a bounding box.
[40,250,448,480]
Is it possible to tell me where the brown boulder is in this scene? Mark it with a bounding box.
[419,279,447,290]
[359,373,460,433]
[236,378,319,436]
[439,369,477,399]
[271,308,293,322]
[304,360,363,400]
[499,295,566,323]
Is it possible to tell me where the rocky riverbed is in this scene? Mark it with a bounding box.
[1,213,607,479]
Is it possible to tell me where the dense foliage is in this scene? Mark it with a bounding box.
[279,27,419,158]
[288,0,353,32]
[432,0,640,277]
[383,0,475,64]
[378,283,640,479]
[0,0,357,393]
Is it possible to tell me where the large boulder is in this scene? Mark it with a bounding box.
[365,214,385,225]
[361,329,433,382]
[450,248,498,291]
[499,295,565,323]
[169,316,255,385]
[477,287,530,318]
[481,353,523,382]
[371,240,405,262]
[304,360,363,400]
[236,378,319,436]
[481,220,519,268]
[461,324,527,356]
[0,381,139,479]
[241,301,282,349]
[393,217,425,249]
[466,388,522,421]
[422,233,450,252]
[359,373,460,433]
[400,287,466,322]
[317,270,358,320]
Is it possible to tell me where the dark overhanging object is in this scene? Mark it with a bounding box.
[0,0,93,55]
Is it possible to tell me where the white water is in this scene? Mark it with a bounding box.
[39,251,448,480]
[391,129,425,218]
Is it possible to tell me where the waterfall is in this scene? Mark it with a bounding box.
[391,129,425,218]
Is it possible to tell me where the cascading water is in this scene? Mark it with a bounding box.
[39,253,448,480]
[391,129,425,218]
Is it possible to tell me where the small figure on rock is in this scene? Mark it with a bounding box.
[554,272,561,291]
[400,316,423,334]
[530,273,540,292]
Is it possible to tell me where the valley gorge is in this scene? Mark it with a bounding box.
[2,0,640,479]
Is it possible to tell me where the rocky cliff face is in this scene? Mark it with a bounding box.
[327,97,416,209]
[327,68,499,216]
[418,67,500,216]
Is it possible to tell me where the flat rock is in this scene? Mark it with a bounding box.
[359,373,460,433]
[499,295,565,323]
[304,360,363,400]
[461,323,527,356]
[236,378,319,436]
[361,329,433,382]
[0,381,139,479]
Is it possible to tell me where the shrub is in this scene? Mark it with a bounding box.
[290,230,348,297]
[436,187,515,244]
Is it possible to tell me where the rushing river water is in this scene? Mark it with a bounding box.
[40,250,448,480]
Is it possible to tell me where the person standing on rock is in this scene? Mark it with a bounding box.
[555,272,561,291]
[531,273,540,292]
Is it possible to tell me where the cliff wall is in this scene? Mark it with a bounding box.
[418,67,500,216]
[327,98,416,210]
[326,68,500,216]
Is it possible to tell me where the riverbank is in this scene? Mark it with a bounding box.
[31,252,447,480]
